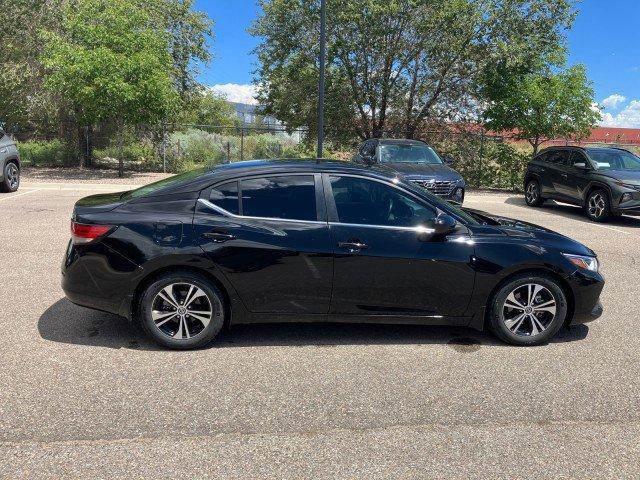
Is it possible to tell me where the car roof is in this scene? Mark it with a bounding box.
[538,145,633,155]
[148,159,401,196]
[375,138,427,146]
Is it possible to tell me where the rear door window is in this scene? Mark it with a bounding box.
[241,175,317,221]
[210,181,239,214]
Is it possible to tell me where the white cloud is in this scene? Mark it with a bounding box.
[599,100,640,128]
[601,94,626,109]
[209,83,258,105]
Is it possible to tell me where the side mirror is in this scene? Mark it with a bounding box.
[574,162,588,169]
[433,213,457,235]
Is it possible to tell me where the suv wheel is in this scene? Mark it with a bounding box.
[0,162,20,192]
[488,274,568,346]
[139,271,226,349]
[524,179,544,207]
[585,189,610,222]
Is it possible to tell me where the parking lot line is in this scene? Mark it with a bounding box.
[0,188,42,202]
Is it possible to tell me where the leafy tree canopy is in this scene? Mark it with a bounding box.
[43,0,178,127]
[252,0,576,142]
[482,64,600,154]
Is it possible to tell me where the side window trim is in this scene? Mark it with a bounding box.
[198,172,327,224]
[322,173,439,230]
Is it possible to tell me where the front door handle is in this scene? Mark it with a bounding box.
[338,240,368,253]
[202,231,236,243]
[561,173,568,178]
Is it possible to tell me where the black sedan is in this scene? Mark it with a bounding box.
[62,159,604,349]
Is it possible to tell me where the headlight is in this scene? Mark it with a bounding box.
[0,147,7,154]
[562,253,599,272]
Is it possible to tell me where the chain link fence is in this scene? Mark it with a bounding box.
[16,119,640,192]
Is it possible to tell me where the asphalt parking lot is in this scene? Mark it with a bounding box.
[1,178,639,478]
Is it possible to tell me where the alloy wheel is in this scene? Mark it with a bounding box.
[6,164,19,190]
[151,282,219,340]
[502,283,557,337]
[587,193,606,219]
[525,182,538,204]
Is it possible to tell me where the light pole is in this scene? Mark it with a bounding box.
[317,0,326,159]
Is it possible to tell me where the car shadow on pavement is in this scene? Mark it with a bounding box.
[504,196,640,228]
[38,298,589,352]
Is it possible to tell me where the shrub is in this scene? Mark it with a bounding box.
[94,141,157,170]
[18,139,76,167]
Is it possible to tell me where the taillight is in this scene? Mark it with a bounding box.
[71,221,112,244]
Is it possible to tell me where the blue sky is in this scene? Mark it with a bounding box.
[196,0,640,128]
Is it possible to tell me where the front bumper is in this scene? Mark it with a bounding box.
[567,269,605,325]
[570,300,603,325]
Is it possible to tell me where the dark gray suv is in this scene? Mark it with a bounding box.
[0,128,20,192]
[524,146,640,222]
[353,139,466,203]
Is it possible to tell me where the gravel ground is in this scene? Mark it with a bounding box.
[0,183,638,479]
[21,167,170,185]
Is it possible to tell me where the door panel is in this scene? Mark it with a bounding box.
[195,214,333,314]
[546,151,571,198]
[195,174,333,314]
[329,224,475,316]
[555,152,590,202]
[324,174,475,317]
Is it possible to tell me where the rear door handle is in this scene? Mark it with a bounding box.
[338,241,368,252]
[202,231,236,243]
[561,173,568,178]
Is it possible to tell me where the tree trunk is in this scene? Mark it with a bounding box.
[77,124,94,168]
[118,123,124,178]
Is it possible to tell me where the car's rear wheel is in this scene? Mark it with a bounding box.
[0,162,20,192]
[524,179,544,207]
[488,274,568,346]
[585,189,611,222]
[139,271,225,349]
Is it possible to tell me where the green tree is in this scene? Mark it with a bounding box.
[186,90,240,130]
[154,0,214,97]
[251,0,576,141]
[0,0,62,136]
[482,65,600,155]
[42,0,178,169]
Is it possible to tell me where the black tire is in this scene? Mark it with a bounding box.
[0,161,20,192]
[488,273,568,346]
[585,189,611,222]
[524,179,544,207]
[139,271,226,349]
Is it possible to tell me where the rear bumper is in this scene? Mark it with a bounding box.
[61,239,138,318]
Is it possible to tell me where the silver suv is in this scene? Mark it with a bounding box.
[0,128,20,192]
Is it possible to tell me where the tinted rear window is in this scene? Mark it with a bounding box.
[124,167,209,199]
[210,181,239,214]
[241,175,316,221]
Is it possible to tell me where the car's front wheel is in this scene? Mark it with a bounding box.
[139,271,226,349]
[585,189,611,222]
[524,179,544,207]
[488,274,568,346]
[0,162,20,192]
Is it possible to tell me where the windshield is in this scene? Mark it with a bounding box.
[379,144,443,164]
[400,177,480,225]
[123,167,209,199]
[587,149,640,171]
